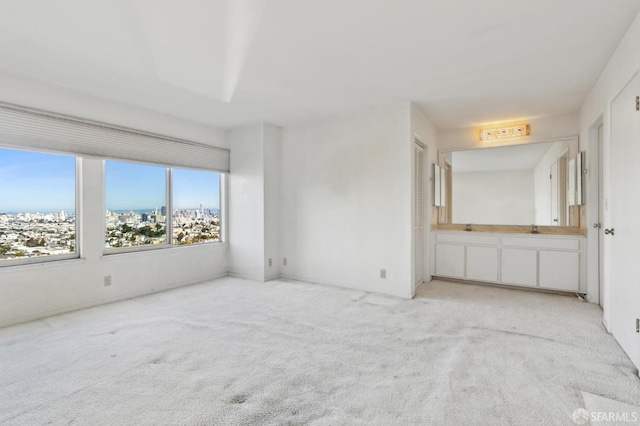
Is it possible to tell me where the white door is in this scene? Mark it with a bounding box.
[550,161,559,225]
[414,143,425,288]
[609,72,640,369]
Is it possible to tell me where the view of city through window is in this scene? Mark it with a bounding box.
[0,151,222,264]
[0,148,77,262]
[105,161,221,249]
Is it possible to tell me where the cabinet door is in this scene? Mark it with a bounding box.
[539,251,579,291]
[501,248,537,287]
[466,246,498,282]
[435,244,465,278]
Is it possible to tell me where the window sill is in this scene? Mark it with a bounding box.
[0,256,86,274]
[101,241,226,259]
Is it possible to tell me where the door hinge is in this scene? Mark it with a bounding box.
[636,96,639,111]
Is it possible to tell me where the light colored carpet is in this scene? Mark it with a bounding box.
[1,277,638,425]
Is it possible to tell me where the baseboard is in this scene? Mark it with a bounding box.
[431,276,582,297]
[227,272,267,282]
[278,273,411,299]
[0,271,229,329]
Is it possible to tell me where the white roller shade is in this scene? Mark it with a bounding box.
[0,103,229,172]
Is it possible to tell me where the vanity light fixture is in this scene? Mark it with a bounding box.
[480,124,530,141]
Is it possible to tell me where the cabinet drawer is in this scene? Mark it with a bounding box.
[436,233,499,246]
[501,236,579,250]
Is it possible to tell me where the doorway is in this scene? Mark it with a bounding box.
[413,141,428,292]
[549,152,568,226]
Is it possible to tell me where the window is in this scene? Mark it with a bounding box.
[105,160,222,251]
[172,168,221,245]
[0,147,77,263]
[105,161,167,249]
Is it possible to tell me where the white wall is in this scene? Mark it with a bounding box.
[227,122,281,282]
[580,12,640,308]
[438,112,579,151]
[0,73,229,328]
[279,104,415,298]
[452,170,535,225]
[228,125,266,281]
[264,123,281,280]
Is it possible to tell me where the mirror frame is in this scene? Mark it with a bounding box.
[435,136,584,233]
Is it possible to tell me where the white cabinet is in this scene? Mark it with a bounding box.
[433,232,584,293]
[539,251,579,291]
[466,246,498,282]
[435,244,465,278]
[501,248,537,287]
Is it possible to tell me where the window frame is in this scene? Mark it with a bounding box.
[103,159,224,255]
[170,166,224,248]
[0,145,81,268]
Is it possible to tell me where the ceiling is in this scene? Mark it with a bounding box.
[0,0,638,130]
[451,142,561,173]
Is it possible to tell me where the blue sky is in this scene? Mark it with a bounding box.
[106,162,220,211]
[172,167,220,210]
[0,148,75,213]
[0,148,220,213]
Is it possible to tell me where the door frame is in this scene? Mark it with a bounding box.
[412,136,429,295]
[587,116,604,308]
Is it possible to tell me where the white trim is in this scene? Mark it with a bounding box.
[0,256,87,274]
[586,114,604,307]
[279,273,413,299]
[437,135,579,155]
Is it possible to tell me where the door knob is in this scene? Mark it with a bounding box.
[593,223,602,229]
[604,228,615,236]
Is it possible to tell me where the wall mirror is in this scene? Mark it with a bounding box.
[433,164,442,206]
[438,137,582,227]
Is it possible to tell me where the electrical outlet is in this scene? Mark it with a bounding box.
[380,269,386,279]
[104,275,112,287]
[268,258,272,267]
[283,257,288,266]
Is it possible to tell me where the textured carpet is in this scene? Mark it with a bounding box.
[1,277,638,425]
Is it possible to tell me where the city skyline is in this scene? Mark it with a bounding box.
[0,149,221,212]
